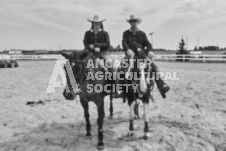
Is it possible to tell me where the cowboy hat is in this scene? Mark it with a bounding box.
[87,15,106,23]
[126,15,142,24]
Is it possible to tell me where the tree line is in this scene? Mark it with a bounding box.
[194,46,226,51]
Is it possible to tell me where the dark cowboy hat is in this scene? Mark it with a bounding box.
[126,15,142,24]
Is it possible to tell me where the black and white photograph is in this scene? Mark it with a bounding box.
[0,0,226,150]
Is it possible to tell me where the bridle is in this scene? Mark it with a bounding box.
[66,57,107,96]
[125,56,153,98]
[64,59,85,94]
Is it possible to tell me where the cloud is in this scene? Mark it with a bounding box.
[174,0,226,19]
[1,0,226,50]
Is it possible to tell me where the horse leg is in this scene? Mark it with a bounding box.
[134,100,140,119]
[109,94,113,117]
[143,102,150,140]
[96,99,105,150]
[80,99,91,136]
[123,96,126,103]
[128,101,136,136]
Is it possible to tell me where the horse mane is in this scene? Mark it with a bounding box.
[80,51,90,60]
[64,50,94,62]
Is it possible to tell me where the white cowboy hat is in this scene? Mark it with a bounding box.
[126,15,142,24]
[87,15,106,23]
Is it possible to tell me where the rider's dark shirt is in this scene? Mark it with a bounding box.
[83,30,110,52]
[122,29,152,55]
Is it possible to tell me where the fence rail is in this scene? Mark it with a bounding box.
[154,54,226,62]
[9,54,226,62]
[10,55,64,60]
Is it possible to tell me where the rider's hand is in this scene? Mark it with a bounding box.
[83,48,89,53]
[126,49,134,57]
[89,44,94,50]
[148,51,155,58]
[94,42,102,47]
[95,47,100,52]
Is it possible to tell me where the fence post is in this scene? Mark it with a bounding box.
[165,56,168,61]
[203,55,205,63]
[183,55,185,62]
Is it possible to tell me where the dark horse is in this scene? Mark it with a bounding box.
[118,50,154,140]
[61,51,113,150]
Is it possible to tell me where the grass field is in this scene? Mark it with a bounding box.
[0,60,226,151]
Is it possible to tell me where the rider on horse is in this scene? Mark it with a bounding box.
[121,15,170,98]
[83,15,110,60]
[83,15,118,94]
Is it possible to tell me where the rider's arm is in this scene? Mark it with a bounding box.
[122,31,135,57]
[122,31,130,53]
[143,32,153,53]
[83,31,92,51]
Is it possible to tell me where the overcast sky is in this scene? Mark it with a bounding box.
[1,0,226,50]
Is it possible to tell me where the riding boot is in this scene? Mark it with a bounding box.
[151,62,170,98]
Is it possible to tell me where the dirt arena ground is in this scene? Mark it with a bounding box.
[0,60,226,151]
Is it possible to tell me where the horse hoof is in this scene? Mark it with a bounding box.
[134,115,140,119]
[85,133,92,139]
[97,142,105,150]
[109,116,113,120]
[143,135,148,140]
[85,136,92,140]
[143,132,150,140]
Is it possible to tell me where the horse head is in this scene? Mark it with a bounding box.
[129,50,153,98]
[61,51,84,100]
[61,51,107,100]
